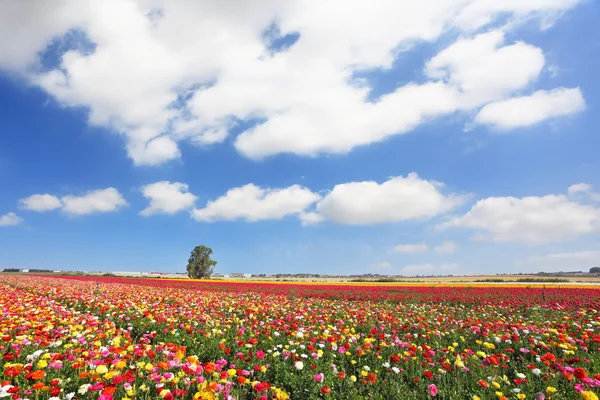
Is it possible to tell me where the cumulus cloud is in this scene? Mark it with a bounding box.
[61,188,127,215]
[0,212,23,227]
[394,244,429,253]
[434,241,458,253]
[19,194,62,211]
[192,184,321,222]
[20,188,127,216]
[309,173,468,225]
[400,262,458,276]
[568,183,600,202]
[439,187,600,244]
[0,1,583,165]
[473,87,585,129]
[518,250,600,273]
[371,261,393,271]
[140,181,197,216]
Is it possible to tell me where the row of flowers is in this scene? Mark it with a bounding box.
[1,275,599,399]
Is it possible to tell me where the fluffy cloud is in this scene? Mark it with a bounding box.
[394,244,429,253]
[61,188,127,215]
[0,212,23,227]
[439,187,600,244]
[140,181,197,216]
[19,194,62,211]
[0,1,583,164]
[310,173,468,225]
[192,184,321,222]
[473,88,585,129]
[425,31,544,107]
[518,250,600,273]
[400,263,458,276]
[568,183,600,202]
[434,241,458,254]
[20,188,127,216]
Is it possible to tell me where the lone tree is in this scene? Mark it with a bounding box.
[186,245,217,278]
[590,267,600,274]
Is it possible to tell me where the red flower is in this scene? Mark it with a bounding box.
[321,386,332,394]
[574,368,588,380]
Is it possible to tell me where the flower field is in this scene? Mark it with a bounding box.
[1,275,599,400]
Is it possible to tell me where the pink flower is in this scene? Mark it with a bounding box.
[256,350,265,359]
[314,373,323,382]
[428,384,438,397]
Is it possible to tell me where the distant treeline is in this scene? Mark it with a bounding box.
[2,268,57,273]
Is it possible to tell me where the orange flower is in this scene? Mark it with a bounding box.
[31,369,45,380]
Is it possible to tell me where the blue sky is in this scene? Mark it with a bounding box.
[1,1,599,275]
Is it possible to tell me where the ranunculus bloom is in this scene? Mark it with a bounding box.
[428,384,438,397]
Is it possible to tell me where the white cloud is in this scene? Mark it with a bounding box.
[0,212,23,227]
[439,187,600,244]
[518,250,600,273]
[434,241,458,253]
[394,244,429,253]
[400,262,458,276]
[140,181,197,216]
[19,194,62,211]
[192,184,321,222]
[21,188,127,216]
[371,261,393,271]
[568,183,600,202]
[61,188,128,215]
[453,0,581,30]
[310,173,468,225]
[299,211,324,226]
[425,31,544,107]
[0,1,583,164]
[474,87,585,129]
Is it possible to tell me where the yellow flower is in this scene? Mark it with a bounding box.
[350,375,357,382]
[227,368,236,377]
[95,365,108,375]
[36,360,48,369]
[517,394,526,400]
[546,386,557,394]
[495,392,504,398]
[273,388,289,400]
[492,381,501,389]
[581,391,599,400]
[473,396,481,400]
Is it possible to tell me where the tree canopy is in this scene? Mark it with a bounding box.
[590,267,600,274]
[186,245,217,279]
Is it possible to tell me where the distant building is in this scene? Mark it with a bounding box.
[230,273,248,278]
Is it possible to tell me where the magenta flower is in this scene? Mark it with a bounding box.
[428,384,438,397]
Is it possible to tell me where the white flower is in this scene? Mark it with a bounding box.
[392,367,400,374]
[516,373,525,379]
[78,384,90,394]
[383,362,390,368]
[532,368,541,376]
[296,332,304,339]
[65,393,76,400]
[294,361,304,370]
